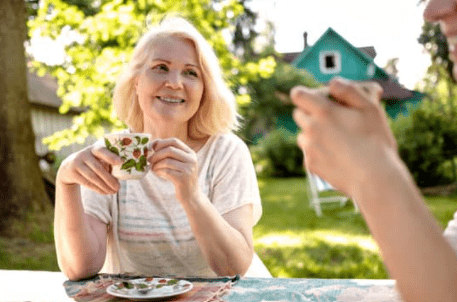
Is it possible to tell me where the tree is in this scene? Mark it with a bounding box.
[238,61,318,143]
[27,0,276,151]
[418,20,455,83]
[0,0,52,236]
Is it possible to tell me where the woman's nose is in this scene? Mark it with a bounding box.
[424,0,456,22]
[165,71,183,89]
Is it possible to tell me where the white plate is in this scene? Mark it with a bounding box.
[106,277,193,300]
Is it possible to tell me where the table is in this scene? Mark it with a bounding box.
[0,270,402,302]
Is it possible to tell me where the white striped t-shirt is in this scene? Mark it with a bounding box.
[81,132,262,277]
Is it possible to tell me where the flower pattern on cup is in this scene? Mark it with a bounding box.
[104,135,150,175]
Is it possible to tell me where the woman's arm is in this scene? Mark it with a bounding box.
[54,145,121,280]
[291,77,457,302]
[181,199,254,276]
[149,138,255,276]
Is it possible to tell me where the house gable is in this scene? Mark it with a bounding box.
[292,28,389,83]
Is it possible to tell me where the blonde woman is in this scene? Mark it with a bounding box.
[54,17,265,280]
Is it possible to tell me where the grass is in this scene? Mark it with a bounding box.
[1,177,457,280]
[253,177,457,279]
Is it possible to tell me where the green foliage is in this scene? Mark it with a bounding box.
[28,0,276,150]
[391,59,457,187]
[239,61,319,143]
[419,20,455,82]
[251,129,305,178]
[393,105,457,187]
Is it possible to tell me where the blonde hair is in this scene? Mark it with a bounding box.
[112,17,240,139]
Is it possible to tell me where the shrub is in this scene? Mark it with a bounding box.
[394,109,456,187]
[251,128,305,178]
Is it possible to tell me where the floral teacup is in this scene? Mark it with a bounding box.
[104,133,152,180]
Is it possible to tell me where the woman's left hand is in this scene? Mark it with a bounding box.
[149,138,200,203]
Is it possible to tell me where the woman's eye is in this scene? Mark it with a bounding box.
[153,64,168,71]
[184,69,198,77]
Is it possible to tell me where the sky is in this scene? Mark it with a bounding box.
[251,0,431,90]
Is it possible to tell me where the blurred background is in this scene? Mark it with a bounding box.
[1,0,456,279]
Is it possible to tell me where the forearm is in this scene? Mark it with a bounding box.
[54,181,105,280]
[181,194,253,276]
[353,149,457,302]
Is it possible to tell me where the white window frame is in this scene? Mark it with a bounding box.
[319,51,341,74]
[366,63,375,77]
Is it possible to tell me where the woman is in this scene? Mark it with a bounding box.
[54,17,263,281]
[290,1,457,301]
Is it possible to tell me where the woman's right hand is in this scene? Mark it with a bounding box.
[57,145,122,195]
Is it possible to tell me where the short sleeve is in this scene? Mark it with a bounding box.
[81,185,113,225]
[444,210,457,255]
[207,134,262,225]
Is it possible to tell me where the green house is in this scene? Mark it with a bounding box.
[293,27,390,83]
[285,27,424,120]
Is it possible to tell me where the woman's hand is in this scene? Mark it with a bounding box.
[291,77,397,196]
[149,138,200,203]
[57,145,122,195]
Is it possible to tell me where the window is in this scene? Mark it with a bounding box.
[319,51,341,74]
[366,63,375,77]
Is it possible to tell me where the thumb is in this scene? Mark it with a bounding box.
[328,77,383,109]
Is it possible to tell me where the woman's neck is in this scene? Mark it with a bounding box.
[143,122,188,142]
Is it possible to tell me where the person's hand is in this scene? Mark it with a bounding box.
[57,145,122,195]
[149,138,200,203]
[291,77,397,196]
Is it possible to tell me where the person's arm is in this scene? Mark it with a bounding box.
[291,77,457,302]
[149,138,255,276]
[353,147,457,302]
[54,145,121,280]
[181,197,254,276]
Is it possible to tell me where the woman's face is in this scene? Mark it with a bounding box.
[135,36,204,130]
[424,0,457,78]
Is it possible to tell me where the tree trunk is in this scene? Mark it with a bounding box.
[0,0,52,236]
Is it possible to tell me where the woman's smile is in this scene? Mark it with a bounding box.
[156,96,186,104]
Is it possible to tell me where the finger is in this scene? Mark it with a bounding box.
[92,145,123,166]
[75,165,116,195]
[84,157,120,192]
[77,164,117,194]
[153,138,192,153]
[292,108,311,130]
[290,85,332,115]
[358,81,384,104]
[154,168,181,182]
[328,77,381,109]
[296,132,307,151]
[152,158,185,174]
[149,145,194,166]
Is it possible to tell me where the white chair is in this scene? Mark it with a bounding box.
[307,172,358,216]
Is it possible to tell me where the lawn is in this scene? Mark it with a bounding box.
[1,177,456,280]
[253,177,457,279]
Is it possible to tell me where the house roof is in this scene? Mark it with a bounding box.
[27,71,62,109]
[358,46,377,59]
[27,71,84,113]
[281,46,377,64]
